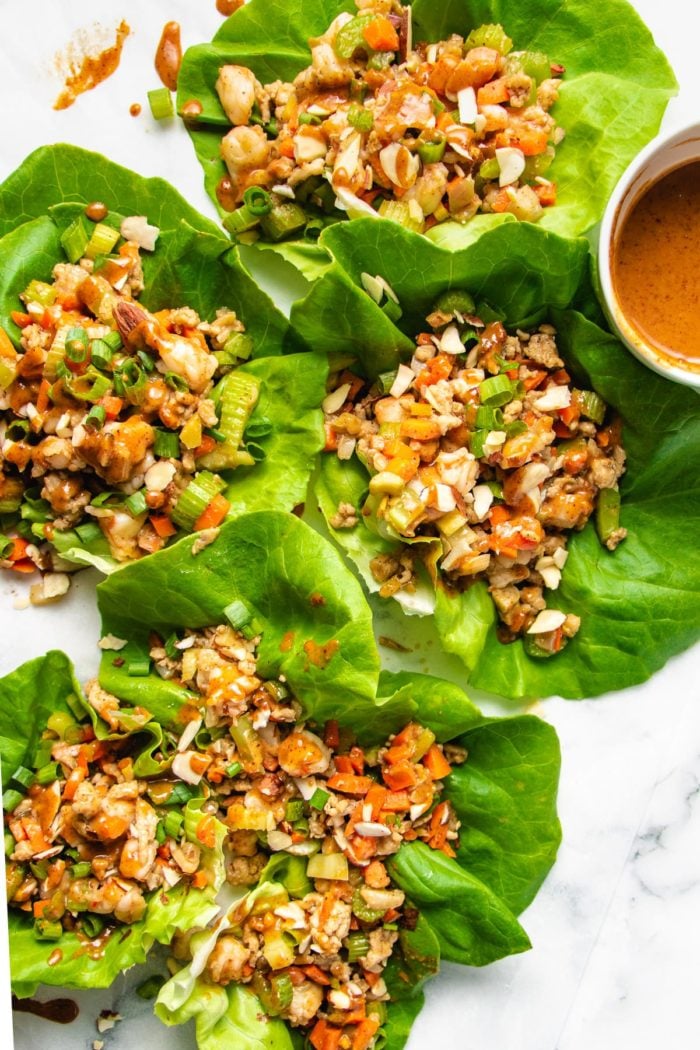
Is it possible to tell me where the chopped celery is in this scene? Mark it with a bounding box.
[223,206,260,237]
[348,104,374,132]
[148,87,174,120]
[22,280,55,307]
[259,202,307,242]
[385,489,425,534]
[307,852,349,880]
[198,372,260,471]
[377,198,424,234]
[171,471,226,530]
[84,223,120,260]
[596,488,621,546]
[334,13,376,59]
[230,715,264,772]
[262,929,297,970]
[60,216,91,263]
[433,289,476,316]
[417,134,446,164]
[465,23,513,55]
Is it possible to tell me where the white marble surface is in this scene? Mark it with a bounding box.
[1,2,699,1048]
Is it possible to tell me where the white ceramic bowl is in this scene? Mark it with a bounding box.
[597,120,700,390]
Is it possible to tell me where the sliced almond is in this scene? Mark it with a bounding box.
[496,147,526,187]
[527,609,567,634]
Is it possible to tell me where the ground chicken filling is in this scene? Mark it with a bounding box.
[156,624,462,1046]
[5,625,461,1048]
[323,289,627,656]
[213,2,564,243]
[4,690,216,940]
[0,206,261,597]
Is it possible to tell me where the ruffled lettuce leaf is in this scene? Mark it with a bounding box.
[302,220,700,697]
[97,511,381,728]
[177,0,674,278]
[157,981,295,1050]
[0,653,224,997]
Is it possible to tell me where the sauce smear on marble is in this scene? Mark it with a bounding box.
[154,21,182,91]
[12,995,79,1025]
[54,20,130,110]
[612,160,700,372]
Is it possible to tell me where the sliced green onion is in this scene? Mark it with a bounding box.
[84,405,106,430]
[153,428,180,458]
[137,350,156,373]
[346,931,370,963]
[475,405,504,429]
[20,495,51,524]
[47,711,75,739]
[303,217,326,241]
[164,810,184,839]
[504,420,527,438]
[127,657,151,677]
[309,788,329,811]
[4,833,14,857]
[351,887,385,923]
[368,50,394,71]
[125,490,148,517]
[164,782,198,806]
[65,367,111,403]
[377,370,397,394]
[205,427,227,443]
[80,913,105,938]
[66,692,85,720]
[22,280,56,307]
[34,919,63,942]
[596,488,621,546]
[223,206,260,237]
[148,87,174,120]
[575,388,606,425]
[485,480,504,499]
[224,599,253,632]
[102,331,123,351]
[33,740,53,769]
[381,297,403,323]
[85,223,120,261]
[164,371,188,391]
[155,821,167,845]
[71,861,92,879]
[90,339,114,370]
[470,428,489,458]
[136,975,166,1000]
[298,111,322,126]
[417,134,446,164]
[285,800,304,822]
[243,186,272,216]
[164,632,180,659]
[434,290,477,317]
[259,202,308,242]
[334,13,375,58]
[244,417,273,440]
[61,216,90,263]
[522,633,558,660]
[11,766,35,790]
[35,763,61,786]
[226,760,242,779]
[479,374,514,407]
[198,371,260,471]
[6,419,29,441]
[75,522,104,546]
[114,359,147,400]
[171,471,225,530]
[2,789,24,813]
[348,104,374,132]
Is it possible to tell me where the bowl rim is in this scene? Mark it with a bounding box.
[597,119,700,390]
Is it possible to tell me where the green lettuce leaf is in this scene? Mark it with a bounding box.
[177,0,674,277]
[157,981,294,1050]
[0,653,222,997]
[97,511,381,729]
[303,220,700,697]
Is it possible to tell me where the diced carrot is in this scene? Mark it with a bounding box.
[21,817,50,854]
[324,719,340,750]
[558,405,579,427]
[344,1002,367,1024]
[33,900,51,918]
[150,514,177,539]
[400,418,442,442]
[385,449,420,482]
[302,964,332,986]
[365,783,387,820]
[363,968,382,988]
[489,505,511,527]
[423,744,452,780]
[348,833,379,861]
[348,746,365,774]
[7,537,30,563]
[194,493,230,531]
[363,16,399,52]
[535,181,557,207]
[0,326,17,358]
[445,48,501,93]
[190,753,212,776]
[323,421,339,452]
[552,369,571,384]
[36,378,51,413]
[408,401,433,417]
[310,1019,342,1050]
[99,395,124,420]
[10,311,31,329]
[382,790,411,812]
[351,1018,381,1050]
[278,139,296,159]
[522,370,547,391]
[334,755,354,774]
[338,370,365,401]
[414,352,452,390]
[477,79,509,106]
[382,760,417,792]
[9,558,36,574]
[196,814,218,849]
[326,773,373,795]
[192,870,209,889]
[491,188,515,213]
[553,420,573,440]
[510,127,549,156]
[194,435,217,458]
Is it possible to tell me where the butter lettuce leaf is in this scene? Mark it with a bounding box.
[177,0,674,277]
[303,219,700,697]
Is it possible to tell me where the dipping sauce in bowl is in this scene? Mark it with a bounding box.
[612,161,700,373]
[598,120,700,389]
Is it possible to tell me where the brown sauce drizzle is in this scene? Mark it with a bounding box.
[130,102,142,117]
[54,20,130,111]
[154,21,182,91]
[12,995,79,1025]
[216,176,238,212]
[303,638,340,668]
[612,159,700,372]
[216,0,244,15]
[181,99,203,118]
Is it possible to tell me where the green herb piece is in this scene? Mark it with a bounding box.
[309,788,329,811]
[148,87,175,120]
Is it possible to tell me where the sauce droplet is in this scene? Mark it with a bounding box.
[12,995,79,1025]
[154,21,182,92]
[48,948,64,967]
[216,0,244,14]
[130,102,142,117]
[85,201,108,222]
[181,99,203,119]
[54,20,130,111]
[216,176,237,212]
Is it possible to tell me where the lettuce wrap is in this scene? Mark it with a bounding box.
[0,145,326,572]
[177,0,675,280]
[92,511,560,1048]
[295,219,700,699]
[0,650,226,998]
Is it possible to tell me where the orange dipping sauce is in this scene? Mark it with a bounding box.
[612,160,700,374]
